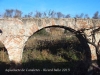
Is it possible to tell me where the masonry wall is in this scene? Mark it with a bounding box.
[0,18,100,63]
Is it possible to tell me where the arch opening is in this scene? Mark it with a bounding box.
[0,41,10,73]
[23,25,91,74]
[0,41,9,62]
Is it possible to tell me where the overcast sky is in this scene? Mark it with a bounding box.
[0,0,100,17]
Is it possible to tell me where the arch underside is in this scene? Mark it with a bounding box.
[26,25,91,63]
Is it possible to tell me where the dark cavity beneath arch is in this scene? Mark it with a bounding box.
[24,25,91,74]
[45,25,91,60]
[25,25,91,63]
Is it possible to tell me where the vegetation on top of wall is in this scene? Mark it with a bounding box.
[0,9,100,19]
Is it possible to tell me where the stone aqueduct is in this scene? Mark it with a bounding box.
[0,18,100,64]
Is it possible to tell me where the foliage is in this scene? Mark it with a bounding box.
[23,30,85,63]
[1,9,100,19]
[92,11,100,19]
[34,28,50,36]
[3,9,22,18]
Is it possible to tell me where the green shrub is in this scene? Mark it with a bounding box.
[34,28,50,36]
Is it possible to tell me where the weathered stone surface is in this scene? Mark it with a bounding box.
[0,18,100,63]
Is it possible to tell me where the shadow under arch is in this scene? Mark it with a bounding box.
[0,41,10,74]
[0,41,9,59]
[45,25,91,64]
[23,25,91,75]
[32,25,91,60]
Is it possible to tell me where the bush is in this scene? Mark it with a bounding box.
[34,28,50,36]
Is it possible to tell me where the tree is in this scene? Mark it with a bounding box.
[48,10,56,18]
[92,11,99,19]
[57,12,64,18]
[65,14,71,18]
[75,14,80,18]
[14,9,22,18]
[34,11,42,18]
[84,14,90,19]
[43,12,47,18]
[3,9,14,18]
[79,13,84,18]
[0,14,2,18]
[24,15,28,18]
[75,13,84,18]
[28,12,33,18]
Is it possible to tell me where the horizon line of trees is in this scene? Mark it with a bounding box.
[0,9,100,19]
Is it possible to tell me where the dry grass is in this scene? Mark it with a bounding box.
[0,48,10,63]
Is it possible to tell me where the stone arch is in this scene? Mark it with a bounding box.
[24,25,91,70]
